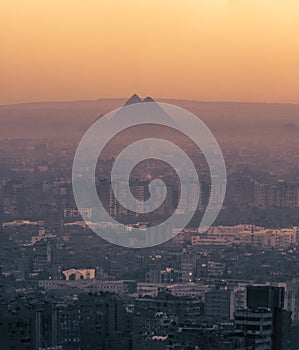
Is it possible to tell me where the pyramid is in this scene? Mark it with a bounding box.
[142,96,155,103]
[115,94,173,125]
[92,95,157,124]
[124,93,142,106]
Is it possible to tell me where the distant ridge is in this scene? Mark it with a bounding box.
[0,96,298,142]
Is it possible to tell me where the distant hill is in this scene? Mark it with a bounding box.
[0,95,298,151]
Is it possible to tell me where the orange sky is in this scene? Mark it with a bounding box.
[1,0,299,105]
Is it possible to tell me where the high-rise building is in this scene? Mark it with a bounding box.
[181,248,195,282]
[234,286,291,350]
[205,287,232,322]
[235,308,273,349]
[58,293,131,350]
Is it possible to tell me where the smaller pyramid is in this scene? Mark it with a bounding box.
[143,96,155,103]
[124,94,142,106]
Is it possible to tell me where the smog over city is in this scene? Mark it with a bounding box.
[0,1,299,349]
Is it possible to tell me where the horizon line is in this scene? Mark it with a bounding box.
[1,96,299,108]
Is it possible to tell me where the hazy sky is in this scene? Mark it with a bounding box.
[1,1,299,104]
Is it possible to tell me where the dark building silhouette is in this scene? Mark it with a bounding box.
[58,293,131,350]
[235,286,291,350]
[247,286,284,310]
[205,287,232,322]
[0,300,59,350]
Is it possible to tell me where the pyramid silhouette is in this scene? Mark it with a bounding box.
[124,94,157,106]
[118,94,173,125]
[124,93,143,106]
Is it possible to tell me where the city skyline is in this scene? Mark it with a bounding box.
[1,1,299,349]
